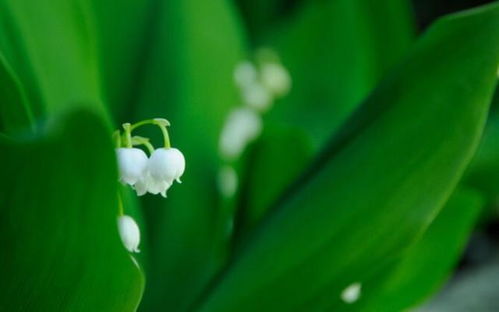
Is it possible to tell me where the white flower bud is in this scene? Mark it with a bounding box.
[341,282,361,304]
[234,61,258,88]
[117,215,140,253]
[116,148,148,185]
[219,107,262,160]
[148,148,186,185]
[241,82,272,112]
[260,62,291,97]
[217,165,238,198]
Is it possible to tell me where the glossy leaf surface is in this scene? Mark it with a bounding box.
[199,4,499,311]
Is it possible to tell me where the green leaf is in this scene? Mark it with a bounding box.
[131,1,246,311]
[463,109,499,217]
[0,53,34,134]
[234,0,290,43]
[266,0,415,149]
[0,0,105,119]
[238,125,313,232]
[198,4,499,311]
[0,109,143,310]
[90,0,154,120]
[242,0,415,230]
[356,188,483,311]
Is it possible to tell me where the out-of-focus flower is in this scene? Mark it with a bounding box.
[217,50,289,198]
[241,82,272,112]
[234,60,258,88]
[260,62,291,97]
[233,50,291,112]
[217,165,238,198]
[341,282,362,304]
[219,107,262,160]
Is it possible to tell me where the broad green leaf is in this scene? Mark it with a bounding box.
[0,0,105,119]
[0,109,143,311]
[463,96,499,218]
[91,0,155,265]
[199,4,499,311]
[132,1,246,311]
[355,188,483,312]
[238,125,313,232]
[234,0,294,44]
[90,0,154,120]
[266,0,415,149]
[0,53,33,134]
[492,86,499,113]
[242,0,415,230]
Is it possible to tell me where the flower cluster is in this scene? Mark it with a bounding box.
[219,48,291,162]
[114,118,185,254]
[233,48,291,113]
[217,48,291,198]
[115,118,185,198]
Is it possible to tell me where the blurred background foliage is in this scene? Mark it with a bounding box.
[0,0,498,311]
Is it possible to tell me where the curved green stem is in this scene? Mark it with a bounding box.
[142,141,155,154]
[157,122,171,148]
[130,119,155,131]
[118,192,124,216]
[132,136,155,155]
[126,118,172,149]
[113,130,122,148]
[122,123,133,148]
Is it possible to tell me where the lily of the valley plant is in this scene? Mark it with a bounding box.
[1,1,499,312]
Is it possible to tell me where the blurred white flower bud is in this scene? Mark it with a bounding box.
[217,165,238,198]
[148,148,186,184]
[260,62,291,97]
[117,215,140,253]
[116,148,148,185]
[234,61,258,87]
[219,107,262,160]
[241,82,272,112]
[341,282,362,304]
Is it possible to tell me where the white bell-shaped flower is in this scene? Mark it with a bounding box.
[116,148,149,185]
[133,175,149,197]
[147,178,172,198]
[134,172,173,198]
[260,62,291,97]
[117,215,141,253]
[148,148,186,185]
